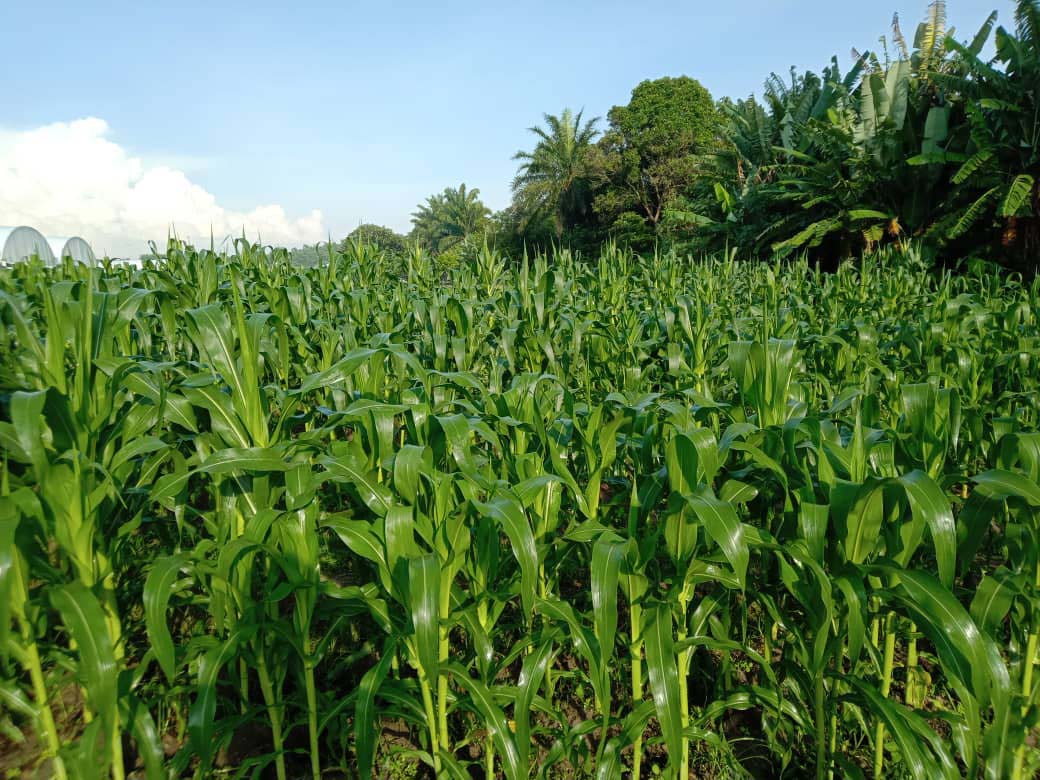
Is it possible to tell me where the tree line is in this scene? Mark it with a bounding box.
[300,0,1038,270]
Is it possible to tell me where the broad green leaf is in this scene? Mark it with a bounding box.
[476,495,538,622]
[448,663,522,780]
[321,454,394,516]
[845,676,959,780]
[591,533,625,662]
[143,555,186,683]
[189,628,248,770]
[684,491,748,589]
[355,640,396,778]
[897,470,956,588]
[973,470,1040,506]
[877,566,1009,710]
[199,447,290,474]
[50,584,119,757]
[643,604,683,771]
[408,554,441,687]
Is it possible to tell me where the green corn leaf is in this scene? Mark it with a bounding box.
[839,479,885,565]
[408,554,441,687]
[596,700,656,780]
[199,447,290,474]
[591,533,625,662]
[683,491,749,589]
[294,347,379,395]
[188,627,249,770]
[49,584,119,758]
[393,445,428,505]
[844,676,959,780]
[355,640,396,778]
[0,501,19,661]
[126,694,166,780]
[643,604,683,771]
[476,495,538,623]
[384,505,420,584]
[321,454,394,516]
[437,749,472,779]
[897,471,956,588]
[448,663,522,780]
[834,575,867,665]
[970,569,1022,636]
[972,470,1040,506]
[9,390,49,476]
[515,639,554,771]
[143,554,186,683]
[536,598,606,708]
[876,566,1009,710]
[323,516,387,568]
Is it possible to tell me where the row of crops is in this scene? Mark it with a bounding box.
[1,242,1039,779]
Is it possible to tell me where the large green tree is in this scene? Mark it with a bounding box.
[592,76,720,234]
[342,223,409,256]
[410,184,492,252]
[511,108,600,239]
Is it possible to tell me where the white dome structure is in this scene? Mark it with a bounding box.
[0,226,58,265]
[58,236,96,264]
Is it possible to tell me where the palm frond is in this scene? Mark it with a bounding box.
[948,186,1000,238]
[999,174,1035,216]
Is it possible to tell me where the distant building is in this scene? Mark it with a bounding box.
[0,226,96,266]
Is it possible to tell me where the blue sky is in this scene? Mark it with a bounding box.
[0,0,1017,252]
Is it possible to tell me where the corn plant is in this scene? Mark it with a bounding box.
[0,238,1038,779]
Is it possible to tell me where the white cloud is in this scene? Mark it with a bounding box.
[0,118,325,257]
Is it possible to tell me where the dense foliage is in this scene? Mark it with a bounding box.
[410,185,492,255]
[358,1,1040,275]
[403,0,1034,271]
[2,241,1039,778]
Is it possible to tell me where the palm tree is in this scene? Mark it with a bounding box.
[512,108,600,239]
[410,184,491,252]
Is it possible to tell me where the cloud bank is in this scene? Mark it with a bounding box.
[0,118,326,257]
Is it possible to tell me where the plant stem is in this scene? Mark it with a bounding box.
[1012,630,1038,779]
[239,659,250,714]
[100,577,126,780]
[23,627,68,780]
[630,601,643,780]
[539,574,555,698]
[828,712,837,780]
[437,579,452,763]
[256,654,287,780]
[1012,559,1040,779]
[10,548,67,780]
[419,673,441,772]
[110,721,126,780]
[304,654,321,780]
[677,594,690,780]
[906,622,920,709]
[873,612,897,778]
[814,673,827,780]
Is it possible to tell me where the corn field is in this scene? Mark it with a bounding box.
[1,242,1039,779]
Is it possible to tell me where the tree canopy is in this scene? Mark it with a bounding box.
[591,76,720,234]
[343,224,408,256]
[410,183,492,253]
[512,109,600,239]
[493,0,1040,270]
